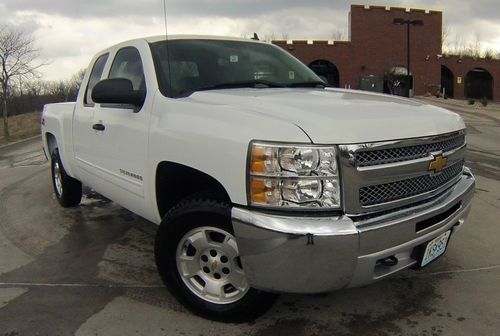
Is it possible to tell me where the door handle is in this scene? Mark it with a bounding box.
[92,123,106,131]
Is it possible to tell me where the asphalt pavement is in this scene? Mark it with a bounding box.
[0,106,499,336]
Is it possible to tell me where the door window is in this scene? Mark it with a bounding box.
[84,53,109,105]
[109,47,146,91]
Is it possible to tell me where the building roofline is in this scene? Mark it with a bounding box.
[350,4,442,14]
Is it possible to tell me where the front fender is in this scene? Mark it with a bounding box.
[148,95,311,221]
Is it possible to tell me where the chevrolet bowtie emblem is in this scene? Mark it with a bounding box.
[428,154,448,173]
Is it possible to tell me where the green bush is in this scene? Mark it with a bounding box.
[468,99,475,105]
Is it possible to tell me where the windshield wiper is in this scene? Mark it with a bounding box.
[287,81,326,88]
[185,80,285,94]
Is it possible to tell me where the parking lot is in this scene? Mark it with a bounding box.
[0,105,499,336]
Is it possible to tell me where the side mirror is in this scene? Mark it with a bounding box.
[92,78,145,107]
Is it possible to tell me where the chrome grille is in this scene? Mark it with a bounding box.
[359,160,464,206]
[355,133,465,167]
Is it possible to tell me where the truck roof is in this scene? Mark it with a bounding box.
[93,35,264,57]
[144,35,263,43]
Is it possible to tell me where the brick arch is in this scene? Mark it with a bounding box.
[465,68,493,100]
[441,65,454,98]
[308,60,340,87]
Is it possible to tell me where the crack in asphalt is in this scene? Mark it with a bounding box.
[0,283,164,288]
[447,108,500,126]
[465,154,500,181]
[1,263,499,289]
[467,147,500,158]
[395,264,500,278]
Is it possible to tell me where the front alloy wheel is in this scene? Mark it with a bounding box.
[176,226,249,304]
[155,195,277,322]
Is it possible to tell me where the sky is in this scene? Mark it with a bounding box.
[0,0,499,81]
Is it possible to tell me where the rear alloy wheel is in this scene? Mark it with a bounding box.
[51,149,82,207]
[155,195,277,322]
[53,159,64,197]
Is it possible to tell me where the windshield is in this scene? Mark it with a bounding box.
[150,39,324,97]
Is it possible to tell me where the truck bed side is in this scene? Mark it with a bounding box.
[41,102,77,178]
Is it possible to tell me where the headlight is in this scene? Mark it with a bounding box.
[248,142,341,209]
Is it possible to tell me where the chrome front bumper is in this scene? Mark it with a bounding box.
[232,170,475,294]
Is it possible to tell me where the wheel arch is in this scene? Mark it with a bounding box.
[155,161,231,219]
[45,132,58,156]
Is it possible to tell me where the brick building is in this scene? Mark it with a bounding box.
[273,4,499,101]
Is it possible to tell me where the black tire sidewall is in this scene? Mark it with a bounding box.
[155,198,276,322]
[51,149,64,199]
[51,149,82,207]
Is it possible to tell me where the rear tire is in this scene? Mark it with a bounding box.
[51,148,82,207]
[154,195,277,322]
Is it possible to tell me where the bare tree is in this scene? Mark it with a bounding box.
[264,32,277,43]
[449,33,465,56]
[483,48,495,60]
[464,33,483,58]
[68,68,85,100]
[331,29,346,41]
[441,21,450,52]
[0,25,45,139]
[444,30,499,59]
[24,79,46,97]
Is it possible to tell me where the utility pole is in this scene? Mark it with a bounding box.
[393,18,424,98]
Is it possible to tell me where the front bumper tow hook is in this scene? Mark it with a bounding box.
[306,233,314,245]
[379,256,398,267]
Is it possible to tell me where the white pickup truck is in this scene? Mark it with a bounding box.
[42,35,475,321]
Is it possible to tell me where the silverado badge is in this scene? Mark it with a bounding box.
[428,154,448,173]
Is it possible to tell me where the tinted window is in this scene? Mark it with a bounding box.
[109,47,145,91]
[150,39,322,97]
[85,53,109,105]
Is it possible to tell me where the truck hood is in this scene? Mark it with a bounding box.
[185,88,465,144]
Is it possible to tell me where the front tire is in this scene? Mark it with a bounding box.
[154,195,277,322]
[51,148,82,207]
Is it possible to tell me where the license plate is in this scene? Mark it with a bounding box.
[420,230,451,267]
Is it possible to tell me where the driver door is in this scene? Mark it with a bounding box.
[89,46,151,212]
